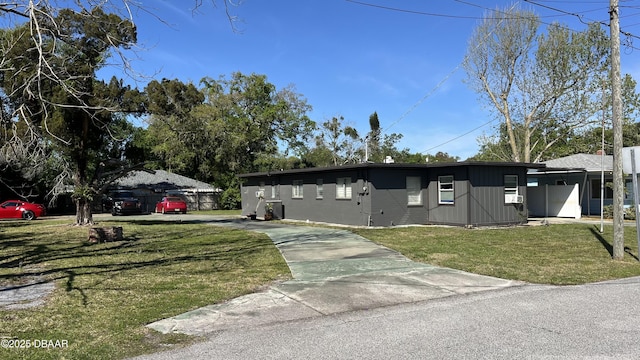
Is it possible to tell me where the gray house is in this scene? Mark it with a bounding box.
[527,153,635,217]
[239,162,543,227]
[108,170,221,212]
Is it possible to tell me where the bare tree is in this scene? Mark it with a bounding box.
[463,5,610,163]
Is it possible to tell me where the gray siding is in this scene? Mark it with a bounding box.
[426,167,469,226]
[241,170,371,226]
[468,166,527,226]
[368,168,428,226]
[239,163,537,227]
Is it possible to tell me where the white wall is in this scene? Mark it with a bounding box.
[528,184,581,219]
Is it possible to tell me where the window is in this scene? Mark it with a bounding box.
[438,176,454,204]
[292,180,303,199]
[407,176,422,205]
[316,179,324,199]
[271,181,277,199]
[336,177,352,199]
[591,179,613,199]
[504,175,518,195]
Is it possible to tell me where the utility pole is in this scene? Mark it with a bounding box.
[610,0,625,260]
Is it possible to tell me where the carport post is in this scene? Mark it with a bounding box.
[631,149,640,260]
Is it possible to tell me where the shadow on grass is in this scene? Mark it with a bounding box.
[0,225,278,296]
[588,226,639,261]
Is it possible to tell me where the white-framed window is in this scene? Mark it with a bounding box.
[292,180,303,199]
[271,180,277,199]
[438,175,454,204]
[407,176,422,205]
[336,177,352,199]
[504,175,518,195]
[316,179,324,199]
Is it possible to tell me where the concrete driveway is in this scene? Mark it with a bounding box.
[147,217,523,335]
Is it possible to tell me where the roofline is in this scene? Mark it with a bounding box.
[528,167,588,174]
[238,161,546,178]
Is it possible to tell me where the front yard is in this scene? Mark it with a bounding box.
[0,216,639,359]
[0,218,290,360]
[353,223,640,284]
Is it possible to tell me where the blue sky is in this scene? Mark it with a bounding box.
[108,0,640,160]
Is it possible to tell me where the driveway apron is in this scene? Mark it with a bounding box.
[147,219,523,336]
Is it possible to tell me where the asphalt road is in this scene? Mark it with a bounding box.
[131,276,640,359]
[119,214,640,360]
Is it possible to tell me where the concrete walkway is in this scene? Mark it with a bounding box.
[147,219,524,336]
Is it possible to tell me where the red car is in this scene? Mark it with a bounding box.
[155,196,188,214]
[0,200,46,220]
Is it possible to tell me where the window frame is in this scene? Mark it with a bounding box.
[271,180,278,199]
[438,175,454,204]
[316,179,324,199]
[336,177,352,200]
[504,175,519,196]
[406,176,422,206]
[292,180,303,199]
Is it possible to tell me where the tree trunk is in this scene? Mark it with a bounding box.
[75,197,94,225]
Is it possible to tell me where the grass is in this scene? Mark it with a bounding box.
[0,218,290,360]
[1,216,639,359]
[352,223,640,285]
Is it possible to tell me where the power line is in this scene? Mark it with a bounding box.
[347,0,640,157]
[421,118,496,155]
[345,0,489,20]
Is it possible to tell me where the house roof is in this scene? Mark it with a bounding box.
[541,153,612,173]
[238,161,546,178]
[114,170,218,191]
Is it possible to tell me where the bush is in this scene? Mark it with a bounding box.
[219,187,241,210]
[602,205,614,219]
[602,204,637,220]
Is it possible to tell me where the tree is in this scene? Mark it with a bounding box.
[464,6,611,163]
[1,7,144,224]
[145,73,314,207]
[365,112,382,162]
[313,116,361,166]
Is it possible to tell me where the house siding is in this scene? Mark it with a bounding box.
[426,167,469,226]
[468,166,528,226]
[239,162,539,227]
[368,168,428,226]
[242,170,371,226]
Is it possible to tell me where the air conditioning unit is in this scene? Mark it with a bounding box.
[505,194,524,203]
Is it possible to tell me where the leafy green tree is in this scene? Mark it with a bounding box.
[365,112,382,162]
[464,6,611,163]
[145,73,314,207]
[144,78,206,176]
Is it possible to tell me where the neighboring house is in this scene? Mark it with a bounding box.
[239,162,543,227]
[527,153,635,217]
[107,170,221,212]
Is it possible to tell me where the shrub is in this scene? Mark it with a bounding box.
[602,205,614,219]
[602,204,637,220]
[219,187,241,210]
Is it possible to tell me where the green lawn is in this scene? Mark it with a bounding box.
[0,218,290,360]
[1,217,639,359]
[352,223,640,285]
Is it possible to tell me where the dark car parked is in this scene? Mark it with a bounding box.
[103,191,142,216]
